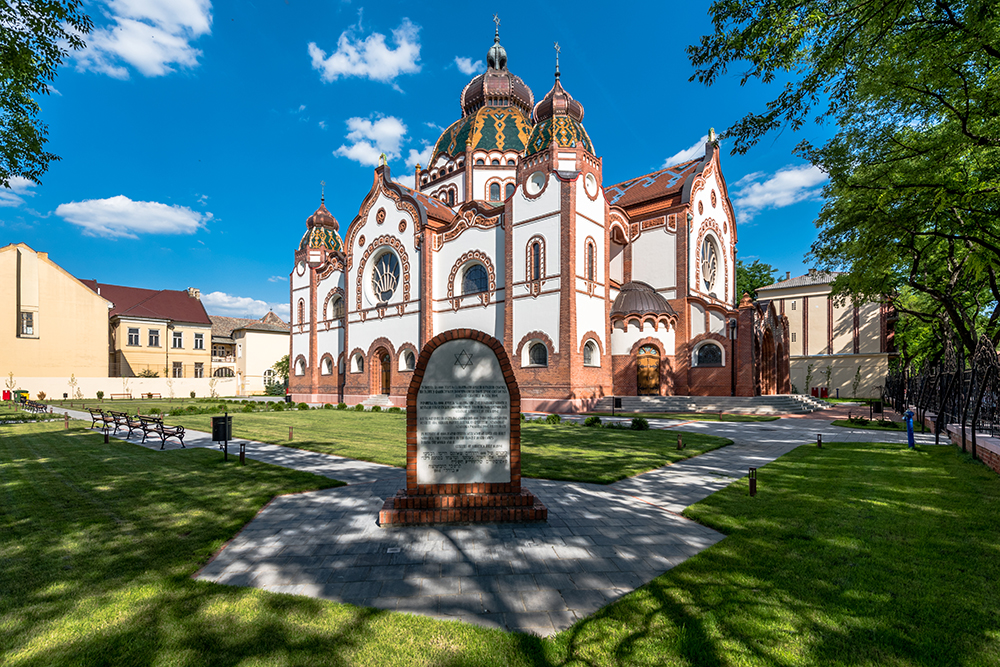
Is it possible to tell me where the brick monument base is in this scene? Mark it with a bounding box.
[378,329,547,527]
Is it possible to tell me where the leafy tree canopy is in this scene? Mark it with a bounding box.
[736,259,777,304]
[272,355,290,384]
[0,0,92,188]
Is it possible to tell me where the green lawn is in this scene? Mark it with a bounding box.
[585,411,779,422]
[545,441,1000,665]
[163,411,732,484]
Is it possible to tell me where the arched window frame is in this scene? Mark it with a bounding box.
[584,237,597,282]
[692,340,725,367]
[213,367,235,378]
[321,355,334,375]
[461,262,489,295]
[294,355,307,376]
[489,182,501,201]
[398,348,416,372]
[351,353,365,374]
[527,342,548,367]
[296,298,305,325]
[525,235,546,290]
[583,339,600,367]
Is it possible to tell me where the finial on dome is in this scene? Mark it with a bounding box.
[493,14,500,41]
[320,180,325,204]
[708,127,716,143]
[554,42,560,79]
[486,15,507,70]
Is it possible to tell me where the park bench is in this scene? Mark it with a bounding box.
[24,400,47,414]
[108,410,131,435]
[141,393,161,399]
[110,393,132,400]
[88,408,114,430]
[138,415,185,450]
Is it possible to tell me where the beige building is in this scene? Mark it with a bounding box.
[209,312,289,394]
[80,280,212,378]
[756,270,895,398]
[0,243,110,379]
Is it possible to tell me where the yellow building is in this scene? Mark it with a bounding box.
[210,313,289,394]
[756,270,896,398]
[80,281,212,378]
[0,243,111,379]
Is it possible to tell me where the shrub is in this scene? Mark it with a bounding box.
[605,420,627,430]
[297,402,310,410]
[584,415,602,427]
[520,412,526,422]
[137,369,158,378]
[37,391,46,401]
[242,404,254,413]
[354,404,365,411]
[388,406,402,413]
[545,413,562,425]
[190,391,196,399]
[371,405,382,412]
[337,402,348,410]
[323,403,334,409]
[185,405,199,414]
[217,404,227,412]
[630,417,650,431]
[272,402,284,411]
[149,407,161,415]
[96,390,104,400]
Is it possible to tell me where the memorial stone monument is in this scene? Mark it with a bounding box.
[379,329,547,525]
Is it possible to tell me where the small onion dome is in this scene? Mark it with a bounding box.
[458,32,534,117]
[431,106,533,162]
[532,76,584,124]
[299,202,343,252]
[611,281,677,319]
[524,74,592,157]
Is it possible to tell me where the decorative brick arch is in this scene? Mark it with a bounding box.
[396,342,418,372]
[347,347,366,374]
[319,352,335,375]
[577,331,605,355]
[584,236,597,282]
[693,218,729,300]
[691,335,728,367]
[323,287,345,321]
[447,250,496,309]
[368,339,395,395]
[525,235,546,295]
[516,330,556,367]
[355,235,411,311]
[293,354,308,377]
[627,338,673,396]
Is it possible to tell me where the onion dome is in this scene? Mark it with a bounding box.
[524,63,593,157]
[611,281,677,318]
[299,200,343,252]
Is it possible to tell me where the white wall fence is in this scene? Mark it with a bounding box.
[6,376,239,401]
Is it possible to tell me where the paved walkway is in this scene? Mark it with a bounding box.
[59,406,936,635]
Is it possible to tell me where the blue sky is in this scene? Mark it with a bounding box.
[1,0,831,319]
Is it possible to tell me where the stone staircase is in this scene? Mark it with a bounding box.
[590,394,831,415]
[361,394,396,409]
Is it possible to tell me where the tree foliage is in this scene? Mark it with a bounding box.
[0,0,92,188]
[690,0,1000,360]
[272,355,290,384]
[736,259,777,304]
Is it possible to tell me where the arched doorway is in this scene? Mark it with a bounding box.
[380,353,391,395]
[636,345,660,395]
[761,331,776,395]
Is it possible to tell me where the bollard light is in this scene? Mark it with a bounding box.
[749,467,757,496]
[64,413,69,430]
[289,426,293,441]
[817,434,823,448]
[677,433,684,450]
[240,442,246,466]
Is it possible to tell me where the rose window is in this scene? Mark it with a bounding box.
[701,237,718,293]
[372,251,400,303]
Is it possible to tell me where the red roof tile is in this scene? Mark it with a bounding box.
[605,159,701,208]
[80,280,212,325]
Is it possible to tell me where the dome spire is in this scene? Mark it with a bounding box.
[486,14,507,70]
[554,41,560,79]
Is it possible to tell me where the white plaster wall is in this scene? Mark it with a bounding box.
[426,172,464,204]
[688,169,734,302]
[512,172,560,225]
[239,330,289,393]
[632,231,676,288]
[575,176,605,226]
[433,227,505,299]
[436,304,503,339]
[349,192,421,312]
[291,331,309,369]
[316,328,343,362]
[709,310,726,334]
[557,152,576,172]
[291,261,309,290]
[576,293,606,351]
[316,272,344,319]
[512,214,561,283]
[349,312,420,356]
[472,167,516,202]
[513,292,561,353]
[690,303,706,336]
[610,243,624,282]
[15,376,239,401]
[611,323,675,356]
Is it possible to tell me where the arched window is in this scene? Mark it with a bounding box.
[507,159,515,166]
[297,299,305,324]
[329,296,344,319]
[263,369,275,382]
[505,183,515,199]
[322,357,333,375]
[531,241,541,280]
[447,190,455,206]
[403,350,415,371]
[476,158,484,165]
[294,357,306,376]
[491,159,500,166]
[586,241,596,281]
[529,343,548,367]
[696,343,723,367]
[372,251,400,302]
[213,367,235,378]
[352,354,364,373]
[583,340,599,366]
[462,263,489,295]
[701,236,719,294]
[489,182,501,201]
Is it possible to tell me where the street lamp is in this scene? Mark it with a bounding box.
[729,318,738,396]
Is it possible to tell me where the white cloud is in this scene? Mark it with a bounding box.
[394,173,415,189]
[334,115,407,166]
[733,164,828,222]
[202,291,290,319]
[308,18,421,85]
[454,56,483,76]
[0,176,38,208]
[75,0,213,79]
[268,275,287,282]
[405,143,433,170]
[297,104,306,112]
[318,120,327,130]
[56,195,210,239]
[663,135,708,168]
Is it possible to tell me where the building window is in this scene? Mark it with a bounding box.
[294,357,306,376]
[489,182,501,201]
[330,296,344,319]
[529,240,543,280]
[791,300,796,310]
[491,159,500,166]
[507,159,515,166]
[172,362,183,378]
[372,251,400,303]
[194,362,204,378]
[127,328,140,346]
[322,357,333,375]
[172,331,183,348]
[149,329,160,347]
[476,158,484,165]
[791,332,797,343]
[505,182,515,199]
[447,190,455,206]
[585,240,596,281]
[403,350,415,371]
[351,354,365,373]
[214,367,235,378]
[194,333,204,350]
[19,312,34,336]
[701,236,719,293]
[696,343,723,367]
[528,343,548,367]
[462,263,489,295]
[583,340,599,366]
[297,299,305,324]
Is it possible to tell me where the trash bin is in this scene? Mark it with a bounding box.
[2,390,9,402]
[15,390,28,403]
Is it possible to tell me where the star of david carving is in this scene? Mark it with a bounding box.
[454,350,474,369]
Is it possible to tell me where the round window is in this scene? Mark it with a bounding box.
[584,173,598,197]
[701,237,719,293]
[371,251,400,303]
[525,171,546,195]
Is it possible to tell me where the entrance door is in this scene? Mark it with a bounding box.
[380,354,391,395]
[636,345,660,395]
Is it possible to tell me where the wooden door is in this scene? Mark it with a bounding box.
[637,346,660,395]
[381,354,391,394]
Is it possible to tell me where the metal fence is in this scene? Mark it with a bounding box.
[884,335,1000,457]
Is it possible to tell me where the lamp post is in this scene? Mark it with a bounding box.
[729,318,738,397]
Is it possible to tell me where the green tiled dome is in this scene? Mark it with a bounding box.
[431,106,533,162]
[524,115,593,157]
[300,226,343,253]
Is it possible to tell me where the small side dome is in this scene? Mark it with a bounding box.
[524,70,592,157]
[300,201,343,253]
[611,281,676,318]
[306,202,339,232]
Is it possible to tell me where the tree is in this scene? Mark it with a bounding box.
[736,259,776,304]
[0,1,92,188]
[689,0,1000,359]
[272,355,289,384]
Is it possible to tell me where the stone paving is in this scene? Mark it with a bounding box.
[60,405,938,635]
